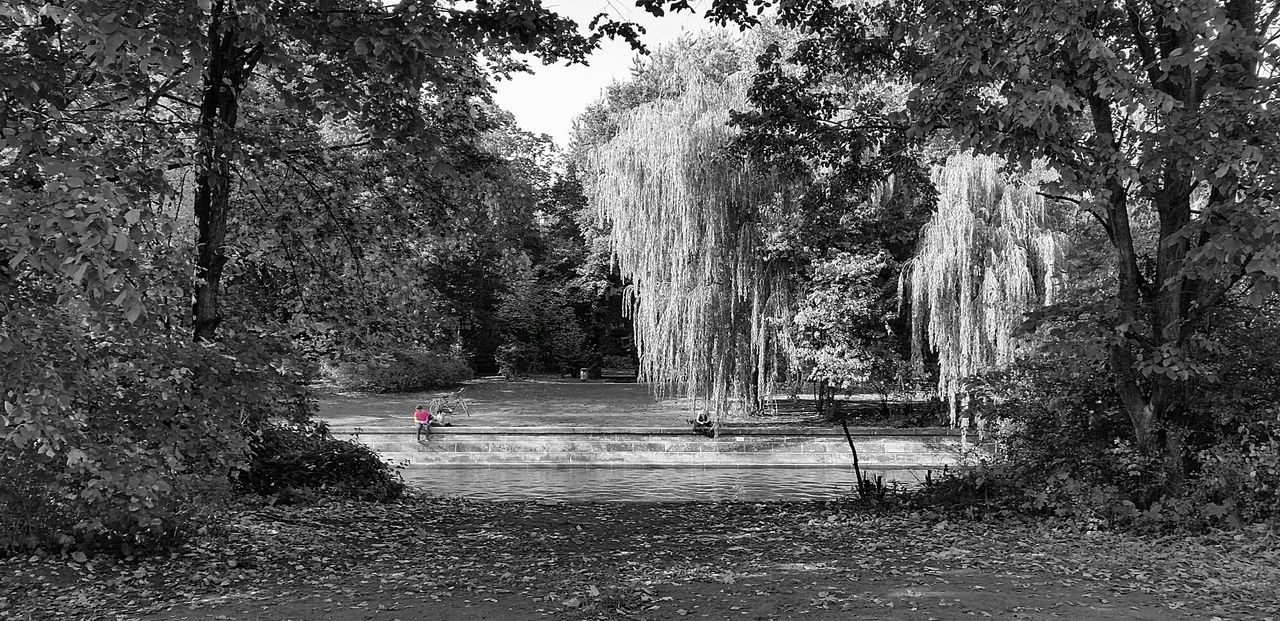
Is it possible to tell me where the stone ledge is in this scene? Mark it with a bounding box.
[375,453,966,467]
[332,425,960,437]
[386,462,962,470]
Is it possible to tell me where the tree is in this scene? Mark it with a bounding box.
[581,35,793,418]
[791,251,902,402]
[0,0,647,547]
[904,153,1070,424]
[640,0,1280,487]
[896,0,1280,485]
[727,23,938,404]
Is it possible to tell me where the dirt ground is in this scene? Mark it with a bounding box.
[3,496,1276,620]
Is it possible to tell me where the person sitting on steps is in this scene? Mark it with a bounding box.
[413,404,433,441]
[691,408,715,438]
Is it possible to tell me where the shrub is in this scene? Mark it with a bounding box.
[1191,415,1280,525]
[921,359,1280,530]
[327,350,473,393]
[236,420,405,502]
[600,354,636,369]
[902,356,1170,528]
[496,342,542,379]
[496,259,589,376]
[0,311,295,553]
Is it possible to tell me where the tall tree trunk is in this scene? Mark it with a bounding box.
[193,88,236,341]
[192,2,261,342]
[1089,91,1160,455]
[1150,168,1196,491]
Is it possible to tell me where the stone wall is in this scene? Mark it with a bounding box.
[332,426,984,468]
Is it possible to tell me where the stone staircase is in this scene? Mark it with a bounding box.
[332,426,980,468]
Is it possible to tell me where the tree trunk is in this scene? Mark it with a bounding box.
[191,3,261,341]
[1089,91,1163,459]
[193,91,235,341]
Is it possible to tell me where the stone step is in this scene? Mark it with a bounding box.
[336,425,957,436]
[355,439,956,454]
[373,451,964,467]
[333,426,983,468]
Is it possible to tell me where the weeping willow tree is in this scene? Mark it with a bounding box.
[903,153,1069,424]
[584,56,793,421]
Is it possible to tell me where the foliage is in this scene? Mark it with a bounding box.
[324,350,473,394]
[891,0,1278,482]
[1194,416,1280,525]
[0,0,641,551]
[529,167,637,372]
[905,153,1070,422]
[648,0,1280,487]
[726,22,937,404]
[926,295,1280,529]
[495,342,543,380]
[236,421,405,503]
[495,257,589,377]
[792,252,901,391]
[582,34,794,417]
[0,292,301,552]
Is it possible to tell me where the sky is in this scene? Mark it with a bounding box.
[490,1,726,148]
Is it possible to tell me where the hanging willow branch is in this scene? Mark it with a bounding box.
[903,153,1070,424]
[585,63,793,420]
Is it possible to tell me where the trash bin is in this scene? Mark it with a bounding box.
[579,368,589,381]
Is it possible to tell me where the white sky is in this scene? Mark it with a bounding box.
[490,1,725,148]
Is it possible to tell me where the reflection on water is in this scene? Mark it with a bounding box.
[403,467,938,502]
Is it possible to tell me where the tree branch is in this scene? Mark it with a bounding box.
[159,93,200,109]
[275,158,367,283]
[1190,253,1255,322]
[1124,1,1163,86]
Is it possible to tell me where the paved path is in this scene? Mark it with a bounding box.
[318,378,838,430]
[317,377,919,431]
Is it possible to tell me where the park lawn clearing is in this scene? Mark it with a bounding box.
[2,496,1277,620]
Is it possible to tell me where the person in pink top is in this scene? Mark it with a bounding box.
[414,404,432,441]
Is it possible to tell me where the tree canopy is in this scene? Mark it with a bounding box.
[631,0,1279,485]
[0,0,648,548]
[581,35,793,418]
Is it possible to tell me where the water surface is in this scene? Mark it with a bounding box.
[404,466,936,502]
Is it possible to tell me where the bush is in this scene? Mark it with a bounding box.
[600,354,636,369]
[919,359,1280,531]
[897,356,1167,527]
[236,421,405,502]
[496,259,589,376]
[1191,415,1280,525]
[496,342,542,379]
[327,350,473,393]
[0,303,299,553]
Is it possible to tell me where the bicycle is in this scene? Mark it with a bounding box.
[429,388,469,427]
